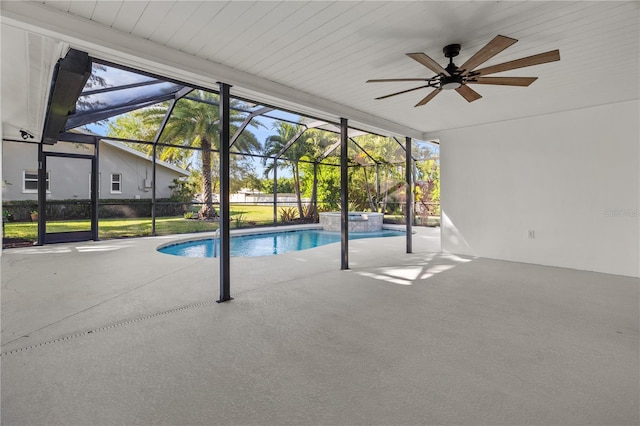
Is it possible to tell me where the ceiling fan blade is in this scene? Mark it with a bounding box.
[456,85,482,102]
[367,78,431,83]
[459,35,518,74]
[468,76,538,86]
[414,88,441,107]
[406,53,450,76]
[473,49,560,76]
[375,85,432,100]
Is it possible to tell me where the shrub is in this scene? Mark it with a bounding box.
[301,203,316,219]
[316,203,334,213]
[279,206,297,222]
[169,178,197,202]
[234,212,247,228]
[2,199,194,222]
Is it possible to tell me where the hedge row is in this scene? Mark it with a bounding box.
[3,199,202,221]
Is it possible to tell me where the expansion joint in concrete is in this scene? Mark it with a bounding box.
[0,298,220,357]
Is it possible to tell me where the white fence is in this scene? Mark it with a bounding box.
[226,193,310,207]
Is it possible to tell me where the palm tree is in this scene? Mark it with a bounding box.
[263,122,315,218]
[121,90,260,218]
[300,128,337,219]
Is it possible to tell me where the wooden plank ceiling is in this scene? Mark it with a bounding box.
[6,1,640,137]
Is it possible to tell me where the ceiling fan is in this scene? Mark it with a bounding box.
[367,35,560,106]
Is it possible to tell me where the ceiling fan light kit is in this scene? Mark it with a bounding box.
[441,75,462,90]
[367,35,560,106]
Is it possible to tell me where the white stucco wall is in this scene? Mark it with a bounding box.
[439,100,639,277]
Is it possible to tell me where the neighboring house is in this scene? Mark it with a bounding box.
[2,139,188,201]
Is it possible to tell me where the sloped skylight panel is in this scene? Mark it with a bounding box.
[84,63,157,91]
[67,61,188,131]
[77,81,184,113]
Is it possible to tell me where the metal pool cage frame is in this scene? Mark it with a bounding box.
[4,48,439,301]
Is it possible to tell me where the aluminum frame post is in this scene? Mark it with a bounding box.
[375,163,380,212]
[151,144,157,236]
[340,118,349,270]
[413,159,418,229]
[37,143,45,246]
[91,137,99,241]
[273,160,278,225]
[405,136,413,254]
[217,82,233,303]
[312,162,318,222]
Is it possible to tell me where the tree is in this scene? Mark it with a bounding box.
[353,151,376,211]
[107,102,197,169]
[108,91,259,218]
[415,158,440,216]
[77,63,109,117]
[263,122,320,218]
[260,177,295,194]
[299,128,338,218]
[347,135,405,213]
[230,156,262,193]
[300,158,341,211]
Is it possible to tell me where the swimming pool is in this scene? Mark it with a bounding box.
[158,229,404,258]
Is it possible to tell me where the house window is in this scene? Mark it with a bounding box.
[110,173,122,193]
[23,170,50,193]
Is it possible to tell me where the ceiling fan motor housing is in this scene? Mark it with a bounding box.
[443,43,461,58]
[441,44,463,89]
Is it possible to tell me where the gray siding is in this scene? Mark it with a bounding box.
[2,141,39,201]
[2,140,186,201]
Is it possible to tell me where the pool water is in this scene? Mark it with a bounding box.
[158,229,404,258]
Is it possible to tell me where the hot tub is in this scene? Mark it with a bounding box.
[318,212,383,232]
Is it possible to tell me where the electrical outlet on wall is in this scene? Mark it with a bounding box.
[528,229,535,239]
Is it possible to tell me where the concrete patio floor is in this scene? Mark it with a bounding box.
[1,226,638,425]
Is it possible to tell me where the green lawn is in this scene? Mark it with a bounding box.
[3,205,438,244]
[229,204,276,224]
[3,217,215,241]
[3,205,278,242]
